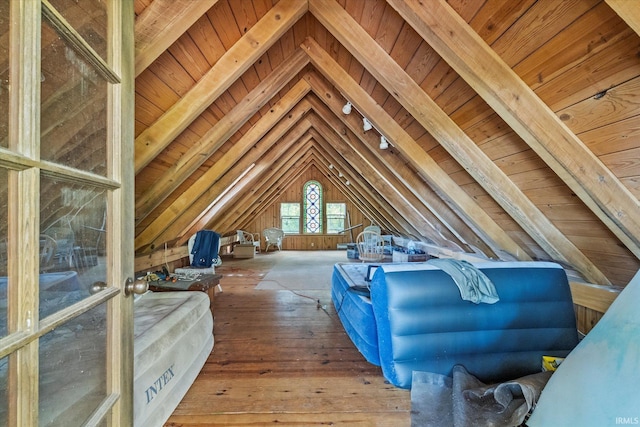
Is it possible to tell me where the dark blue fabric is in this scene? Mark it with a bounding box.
[190,230,220,267]
[369,262,580,389]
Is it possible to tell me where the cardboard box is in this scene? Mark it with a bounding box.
[392,250,428,263]
[233,244,255,258]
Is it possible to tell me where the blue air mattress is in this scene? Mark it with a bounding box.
[370,261,580,388]
[331,263,380,365]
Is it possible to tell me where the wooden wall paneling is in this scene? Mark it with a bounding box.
[240,161,331,242]
[536,32,640,111]
[317,0,610,284]
[202,147,313,235]
[559,76,640,136]
[134,0,308,172]
[313,149,399,236]
[220,152,318,232]
[517,3,628,92]
[302,39,529,260]
[135,51,309,222]
[134,0,219,76]
[574,305,605,336]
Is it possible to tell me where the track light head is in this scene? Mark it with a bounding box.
[363,117,372,132]
[342,101,352,115]
[379,135,389,150]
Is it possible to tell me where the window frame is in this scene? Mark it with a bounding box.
[325,202,347,234]
[280,202,301,234]
[303,180,322,234]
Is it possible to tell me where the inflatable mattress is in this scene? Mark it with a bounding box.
[331,262,380,365]
[371,261,579,388]
[134,291,214,427]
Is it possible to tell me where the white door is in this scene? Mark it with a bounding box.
[0,0,134,425]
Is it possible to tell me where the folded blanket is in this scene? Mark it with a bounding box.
[428,258,499,304]
[411,365,551,427]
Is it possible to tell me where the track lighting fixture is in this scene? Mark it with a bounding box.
[342,101,352,115]
[379,135,389,150]
[363,117,372,132]
[345,180,350,186]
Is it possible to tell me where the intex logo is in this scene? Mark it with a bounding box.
[145,364,176,404]
[616,417,640,425]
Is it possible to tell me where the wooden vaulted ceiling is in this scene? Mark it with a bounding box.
[133,0,640,287]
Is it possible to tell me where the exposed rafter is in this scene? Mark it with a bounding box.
[309,0,609,284]
[134,0,308,172]
[134,0,219,76]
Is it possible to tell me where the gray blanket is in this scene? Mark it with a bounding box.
[428,258,499,304]
[411,365,552,427]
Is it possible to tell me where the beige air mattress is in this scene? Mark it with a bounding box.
[133,291,214,427]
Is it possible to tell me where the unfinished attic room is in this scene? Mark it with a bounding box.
[2,0,640,425]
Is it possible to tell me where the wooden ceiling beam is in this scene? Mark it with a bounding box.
[208,137,316,234]
[135,0,308,172]
[304,71,494,257]
[134,0,219,76]
[310,145,400,234]
[134,92,312,250]
[390,0,640,273]
[312,140,402,234]
[149,118,313,251]
[176,123,314,246]
[221,149,320,233]
[308,125,423,238]
[135,57,310,223]
[301,37,518,260]
[307,102,460,249]
[310,0,609,284]
[606,0,640,36]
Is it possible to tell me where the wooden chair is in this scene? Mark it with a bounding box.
[356,230,385,263]
[263,227,285,252]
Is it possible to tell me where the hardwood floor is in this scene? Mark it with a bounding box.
[165,251,410,426]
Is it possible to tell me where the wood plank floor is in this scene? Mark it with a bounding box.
[165,251,411,426]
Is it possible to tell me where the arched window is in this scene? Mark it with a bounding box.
[303,180,322,234]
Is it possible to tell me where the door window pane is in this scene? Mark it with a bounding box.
[39,304,107,426]
[40,18,108,176]
[0,355,7,425]
[0,0,8,148]
[0,168,7,338]
[40,176,106,318]
[47,0,107,61]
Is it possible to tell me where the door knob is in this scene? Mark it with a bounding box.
[89,281,107,294]
[125,277,149,296]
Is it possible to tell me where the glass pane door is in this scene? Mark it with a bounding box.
[0,0,133,425]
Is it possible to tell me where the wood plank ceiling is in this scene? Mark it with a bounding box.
[133,0,640,287]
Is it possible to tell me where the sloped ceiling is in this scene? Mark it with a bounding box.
[133,0,640,287]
